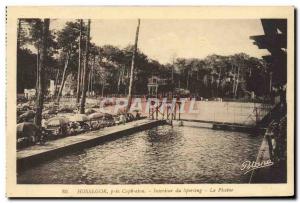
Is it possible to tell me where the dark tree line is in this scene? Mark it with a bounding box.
[17,19,271,103]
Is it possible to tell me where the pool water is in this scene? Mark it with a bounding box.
[17,125,263,184]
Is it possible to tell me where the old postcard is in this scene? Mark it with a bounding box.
[6,6,294,197]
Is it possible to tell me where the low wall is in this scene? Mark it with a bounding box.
[179,101,272,126]
[54,97,273,126]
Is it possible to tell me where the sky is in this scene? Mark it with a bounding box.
[50,19,269,64]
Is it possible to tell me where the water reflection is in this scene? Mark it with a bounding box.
[18,125,262,184]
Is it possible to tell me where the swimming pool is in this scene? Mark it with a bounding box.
[17,125,263,184]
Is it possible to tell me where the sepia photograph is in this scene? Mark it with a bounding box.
[6,6,294,197]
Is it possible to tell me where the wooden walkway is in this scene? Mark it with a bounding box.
[17,119,165,170]
[249,133,286,183]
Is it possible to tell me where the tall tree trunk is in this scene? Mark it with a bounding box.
[186,70,189,90]
[211,74,214,97]
[80,55,85,94]
[76,19,83,103]
[35,47,40,93]
[88,71,91,95]
[80,54,85,95]
[269,72,273,93]
[217,67,221,97]
[232,65,236,95]
[34,19,50,127]
[17,19,21,50]
[234,65,240,98]
[90,70,94,95]
[217,67,221,88]
[17,19,23,91]
[117,68,123,94]
[127,19,140,111]
[171,66,174,84]
[90,68,93,95]
[56,51,70,103]
[80,19,91,114]
[89,55,96,95]
[54,69,60,96]
[101,82,105,97]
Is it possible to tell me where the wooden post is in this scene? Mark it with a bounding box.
[80,19,91,114]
